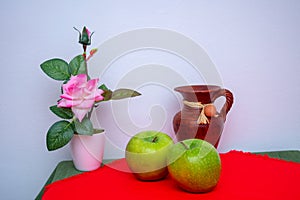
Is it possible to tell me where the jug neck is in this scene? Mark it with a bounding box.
[175,85,221,104]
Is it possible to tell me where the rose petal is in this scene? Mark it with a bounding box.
[76,99,95,109]
[86,28,91,37]
[59,74,102,118]
[60,93,74,101]
[95,95,104,102]
[72,107,90,122]
[57,99,72,108]
[86,78,98,90]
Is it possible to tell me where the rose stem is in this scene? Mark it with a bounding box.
[180,141,189,150]
[152,136,158,143]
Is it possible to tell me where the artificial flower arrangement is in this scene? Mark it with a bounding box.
[41,26,141,151]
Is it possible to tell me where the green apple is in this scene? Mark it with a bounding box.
[125,130,174,181]
[167,139,221,193]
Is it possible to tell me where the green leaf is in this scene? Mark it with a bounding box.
[49,105,73,119]
[69,55,85,75]
[98,84,109,90]
[40,58,70,80]
[111,89,141,100]
[94,129,105,134]
[74,117,94,135]
[46,120,74,151]
[98,84,113,101]
[102,90,113,101]
[77,59,87,75]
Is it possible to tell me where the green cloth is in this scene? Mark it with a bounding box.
[254,150,300,163]
[35,159,114,200]
[35,151,300,200]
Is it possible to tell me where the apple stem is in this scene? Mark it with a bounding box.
[152,136,158,143]
[180,141,189,150]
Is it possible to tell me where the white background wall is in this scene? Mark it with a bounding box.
[0,0,299,199]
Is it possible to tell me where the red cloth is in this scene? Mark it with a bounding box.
[42,151,300,200]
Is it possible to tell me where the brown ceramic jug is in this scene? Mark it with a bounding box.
[173,85,233,148]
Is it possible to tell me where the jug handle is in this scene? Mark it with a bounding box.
[212,89,234,122]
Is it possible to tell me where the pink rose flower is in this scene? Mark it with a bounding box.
[58,74,104,122]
